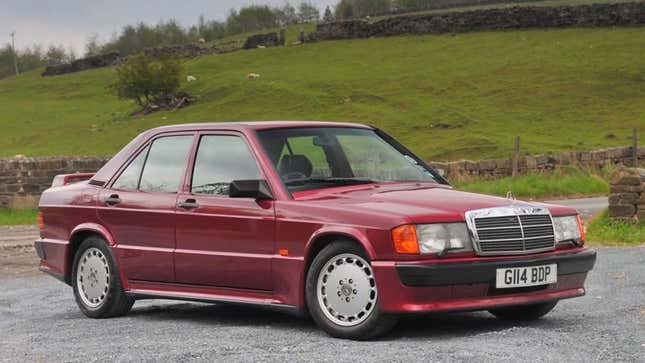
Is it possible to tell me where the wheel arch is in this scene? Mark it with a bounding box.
[66,223,116,284]
[304,228,376,268]
[301,227,376,310]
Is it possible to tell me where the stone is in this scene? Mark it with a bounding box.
[609,205,636,218]
[42,52,120,77]
[243,33,280,50]
[610,184,644,193]
[608,193,622,205]
[617,193,640,204]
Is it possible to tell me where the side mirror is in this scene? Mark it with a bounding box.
[229,180,274,200]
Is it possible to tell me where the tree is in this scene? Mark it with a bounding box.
[297,2,320,23]
[45,45,67,65]
[335,0,354,20]
[277,2,298,26]
[110,54,183,108]
[85,34,102,56]
[323,6,335,23]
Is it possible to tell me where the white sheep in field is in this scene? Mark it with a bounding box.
[198,38,206,43]
[247,73,260,80]
[186,75,197,82]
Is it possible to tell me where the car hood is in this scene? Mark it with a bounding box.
[292,183,576,224]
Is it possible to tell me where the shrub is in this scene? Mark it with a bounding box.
[110,54,183,108]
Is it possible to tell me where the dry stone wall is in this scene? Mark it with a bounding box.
[310,2,645,41]
[0,146,642,209]
[0,157,109,209]
[608,167,645,223]
[428,146,644,181]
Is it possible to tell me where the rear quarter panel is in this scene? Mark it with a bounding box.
[38,182,102,280]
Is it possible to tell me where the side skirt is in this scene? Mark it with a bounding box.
[126,280,307,317]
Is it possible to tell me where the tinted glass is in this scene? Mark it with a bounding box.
[191,135,261,196]
[112,145,149,191]
[258,127,437,193]
[139,135,193,193]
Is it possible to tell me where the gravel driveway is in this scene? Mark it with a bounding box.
[0,246,643,362]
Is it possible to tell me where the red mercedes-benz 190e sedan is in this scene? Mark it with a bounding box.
[35,122,596,340]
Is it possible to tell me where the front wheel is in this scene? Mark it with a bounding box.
[71,236,134,318]
[489,301,558,321]
[306,241,398,340]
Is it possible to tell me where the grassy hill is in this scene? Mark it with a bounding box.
[0,27,643,161]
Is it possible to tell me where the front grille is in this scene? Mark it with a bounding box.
[466,207,556,256]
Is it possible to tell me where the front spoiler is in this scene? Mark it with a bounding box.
[396,249,596,287]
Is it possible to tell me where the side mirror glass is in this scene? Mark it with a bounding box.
[229,180,274,200]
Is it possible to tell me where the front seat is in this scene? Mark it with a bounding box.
[279,154,313,180]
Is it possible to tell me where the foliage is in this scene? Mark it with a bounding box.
[323,6,336,23]
[455,167,609,199]
[298,2,321,23]
[109,55,183,108]
[0,43,75,79]
[0,209,38,226]
[586,211,645,245]
[91,3,320,58]
[0,28,643,159]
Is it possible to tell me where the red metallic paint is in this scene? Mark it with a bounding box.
[36,122,594,317]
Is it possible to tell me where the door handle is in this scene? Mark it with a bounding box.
[178,199,199,210]
[105,194,121,206]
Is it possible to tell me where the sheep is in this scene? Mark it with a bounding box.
[186,75,197,82]
[247,73,260,80]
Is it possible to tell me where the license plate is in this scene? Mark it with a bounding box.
[495,264,557,288]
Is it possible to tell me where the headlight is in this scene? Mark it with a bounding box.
[552,215,583,244]
[392,223,473,255]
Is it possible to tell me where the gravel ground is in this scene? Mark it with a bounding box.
[0,246,643,362]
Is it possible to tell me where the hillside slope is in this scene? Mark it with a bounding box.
[0,27,643,161]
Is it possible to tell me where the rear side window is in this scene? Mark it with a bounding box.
[191,135,261,196]
[112,145,149,191]
[138,135,193,193]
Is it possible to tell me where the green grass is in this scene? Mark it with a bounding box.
[0,27,643,161]
[586,210,645,245]
[455,166,609,199]
[0,209,38,226]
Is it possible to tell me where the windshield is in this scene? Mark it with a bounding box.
[257,127,439,193]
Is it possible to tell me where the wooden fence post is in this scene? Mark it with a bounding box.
[633,128,639,167]
[512,136,520,178]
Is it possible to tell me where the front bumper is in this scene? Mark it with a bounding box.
[372,248,596,314]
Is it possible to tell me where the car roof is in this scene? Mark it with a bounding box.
[146,121,373,133]
[91,121,373,184]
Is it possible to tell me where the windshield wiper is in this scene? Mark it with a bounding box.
[284,177,378,186]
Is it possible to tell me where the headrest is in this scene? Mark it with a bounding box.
[279,154,313,179]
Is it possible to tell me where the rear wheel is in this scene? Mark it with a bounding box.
[72,236,134,318]
[306,240,398,340]
[489,301,558,321]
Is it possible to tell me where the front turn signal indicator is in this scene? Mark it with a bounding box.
[392,224,420,254]
[577,214,586,245]
[37,212,45,230]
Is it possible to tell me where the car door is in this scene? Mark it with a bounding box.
[98,133,195,283]
[174,132,275,291]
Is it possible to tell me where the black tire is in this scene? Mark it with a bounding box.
[305,240,398,340]
[489,301,558,321]
[71,236,134,318]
